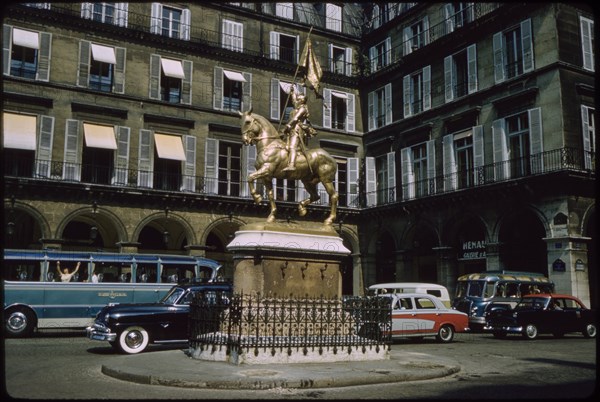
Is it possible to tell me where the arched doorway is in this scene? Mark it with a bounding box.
[412,225,438,283]
[4,208,42,249]
[498,209,547,274]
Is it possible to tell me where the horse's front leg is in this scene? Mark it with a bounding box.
[247,167,270,204]
[263,181,277,223]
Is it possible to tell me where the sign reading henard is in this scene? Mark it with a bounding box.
[460,240,486,260]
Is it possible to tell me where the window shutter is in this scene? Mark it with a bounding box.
[3,25,12,75]
[368,91,375,130]
[528,107,543,173]
[149,54,161,99]
[423,16,430,45]
[115,3,128,27]
[296,180,308,203]
[36,115,54,178]
[233,21,243,52]
[582,106,592,169]
[365,156,376,206]
[346,93,355,133]
[181,60,193,105]
[426,139,436,194]
[270,78,280,120]
[387,151,396,202]
[403,75,411,117]
[444,55,454,102]
[319,181,329,205]
[63,119,81,181]
[401,147,414,200]
[422,66,431,111]
[204,138,218,194]
[270,31,279,60]
[240,144,255,198]
[492,118,509,180]
[181,9,191,40]
[137,129,153,188]
[81,3,92,19]
[222,20,232,49]
[521,19,534,73]
[403,27,411,56]
[370,45,377,71]
[112,126,130,185]
[345,47,352,76]
[467,44,477,94]
[493,32,505,83]
[113,46,126,94]
[213,67,223,110]
[347,157,359,207]
[77,40,91,87]
[580,17,594,71]
[443,134,457,191]
[37,32,51,82]
[323,89,332,128]
[242,72,252,111]
[473,125,484,185]
[150,3,162,35]
[384,83,392,126]
[296,35,300,63]
[181,135,196,191]
[444,4,454,33]
[385,37,391,66]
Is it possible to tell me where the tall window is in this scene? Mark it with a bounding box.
[270,32,297,63]
[412,143,428,197]
[403,17,429,55]
[403,66,431,117]
[368,84,392,130]
[366,152,395,206]
[214,68,250,112]
[150,4,189,40]
[376,154,389,204]
[161,6,182,38]
[329,44,352,76]
[274,178,296,201]
[326,3,342,32]
[493,19,533,83]
[224,76,242,111]
[222,19,243,52]
[401,141,434,199]
[455,135,474,188]
[370,38,390,72]
[506,112,530,178]
[218,140,242,197]
[444,45,477,102]
[331,94,347,130]
[323,89,355,133]
[445,2,474,33]
[7,27,50,81]
[275,3,293,19]
[91,2,115,23]
[10,41,37,79]
[149,56,191,104]
[81,3,128,26]
[580,16,594,72]
[582,106,595,170]
[89,44,115,92]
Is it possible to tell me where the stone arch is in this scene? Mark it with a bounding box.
[4,201,49,249]
[444,212,489,276]
[58,206,128,251]
[133,212,197,252]
[338,225,360,296]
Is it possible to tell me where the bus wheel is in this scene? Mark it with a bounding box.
[436,324,455,343]
[523,324,538,340]
[5,307,36,338]
[117,326,150,354]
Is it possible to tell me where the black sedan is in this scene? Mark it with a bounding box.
[485,294,596,340]
[86,282,231,354]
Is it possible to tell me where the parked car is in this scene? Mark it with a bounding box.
[485,294,597,340]
[86,282,232,354]
[367,282,452,307]
[358,293,470,343]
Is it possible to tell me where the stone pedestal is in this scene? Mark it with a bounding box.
[227,221,351,298]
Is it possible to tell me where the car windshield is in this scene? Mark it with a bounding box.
[160,287,185,304]
[515,298,546,311]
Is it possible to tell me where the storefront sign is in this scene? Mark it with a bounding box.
[459,240,486,260]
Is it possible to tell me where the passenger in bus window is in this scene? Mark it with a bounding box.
[56,261,81,282]
[91,269,99,283]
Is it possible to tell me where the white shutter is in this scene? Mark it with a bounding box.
[401,148,414,200]
[213,67,223,110]
[270,31,279,60]
[77,40,91,87]
[467,44,477,93]
[81,3,92,19]
[580,17,594,71]
[492,118,509,180]
[138,129,153,188]
[528,107,543,173]
[444,4,454,34]
[323,89,332,128]
[422,66,431,111]
[149,54,161,99]
[113,47,126,94]
[370,45,377,71]
[384,83,392,125]
[403,27,411,56]
[387,152,396,202]
[63,119,81,181]
[368,91,375,130]
[403,75,411,117]
[271,78,280,120]
[347,157,359,207]
[385,37,391,66]
[443,134,457,191]
[346,93,355,133]
[150,3,162,35]
[582,106,592,169]
[473,125,484,185]
[37,32,51,82]
[423,16,430,45]
[444,55,454,102]
[426,139,436,194]
[181,9,191,40]
[521,19,534,73]
[35,115,54,178]
[181,60,193,105]
[181,135,196,191]
[204,138,218,194]
[365,157,376,206]
[493,32,505,83]
[242,72,252,111]
[345,47,352,76]
[3,25,12,76]
[115,3,128,27]
[112,126,130,185]
[240,145,255,198]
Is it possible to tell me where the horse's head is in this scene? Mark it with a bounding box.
[239,107,258,145]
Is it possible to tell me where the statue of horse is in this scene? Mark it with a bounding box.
[239,109,338,226]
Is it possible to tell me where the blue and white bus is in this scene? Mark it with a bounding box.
[3,249,223,337]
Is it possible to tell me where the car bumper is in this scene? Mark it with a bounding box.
[487,325,523,334]
[86,323,117,342]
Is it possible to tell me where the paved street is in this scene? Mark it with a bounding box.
[3,330,596,399]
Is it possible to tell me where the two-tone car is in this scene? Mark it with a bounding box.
[358,293,470,343]
[485,294,597,340]
[86,282,232,354]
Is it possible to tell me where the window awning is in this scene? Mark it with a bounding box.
[453,129,472,140]
[161,58,185,79]
[223,70,246,82]
[279,81,293,93]
[13,28,39,49]
[91,43,116,64]
[3,113,37,150]
[331,91,348,99]
[83,123,118,149]
[154,133,186,161]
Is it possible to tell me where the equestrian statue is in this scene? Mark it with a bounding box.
[239,87,338,226]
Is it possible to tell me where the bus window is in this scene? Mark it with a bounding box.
[495,282,506,297]
[136,263,158,283]
[455,281,468,298]
[483,282,496,298]
[161,266,195,283]
[467,281,483,297]
[4,261,42,281]
[505,283,519,297]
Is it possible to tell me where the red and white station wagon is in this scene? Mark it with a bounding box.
[384,293,470,342]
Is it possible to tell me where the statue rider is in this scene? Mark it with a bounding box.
[282,86,317,172]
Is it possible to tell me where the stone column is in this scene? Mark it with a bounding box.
[394,250,412,281]
[485,242,502,271]
[433,246,457,296]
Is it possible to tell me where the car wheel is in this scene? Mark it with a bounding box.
[583,323,597,339]
[522,323,538,340]
[5,307,36,338]
[492,331,507,339]
[117,326,150,354]
[436,324,455,343]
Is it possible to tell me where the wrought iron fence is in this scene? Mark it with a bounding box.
[189,293,391,357]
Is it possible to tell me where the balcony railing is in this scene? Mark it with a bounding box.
[4,147,593,210]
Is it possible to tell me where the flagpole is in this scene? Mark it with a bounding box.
[277,26,314,133]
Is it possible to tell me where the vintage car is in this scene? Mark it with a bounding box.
[485,294,597,340]
[358,293,470,343]
[86,282,232,354]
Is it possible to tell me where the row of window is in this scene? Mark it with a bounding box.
[4,104,595,208]
[368,16,595,131]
